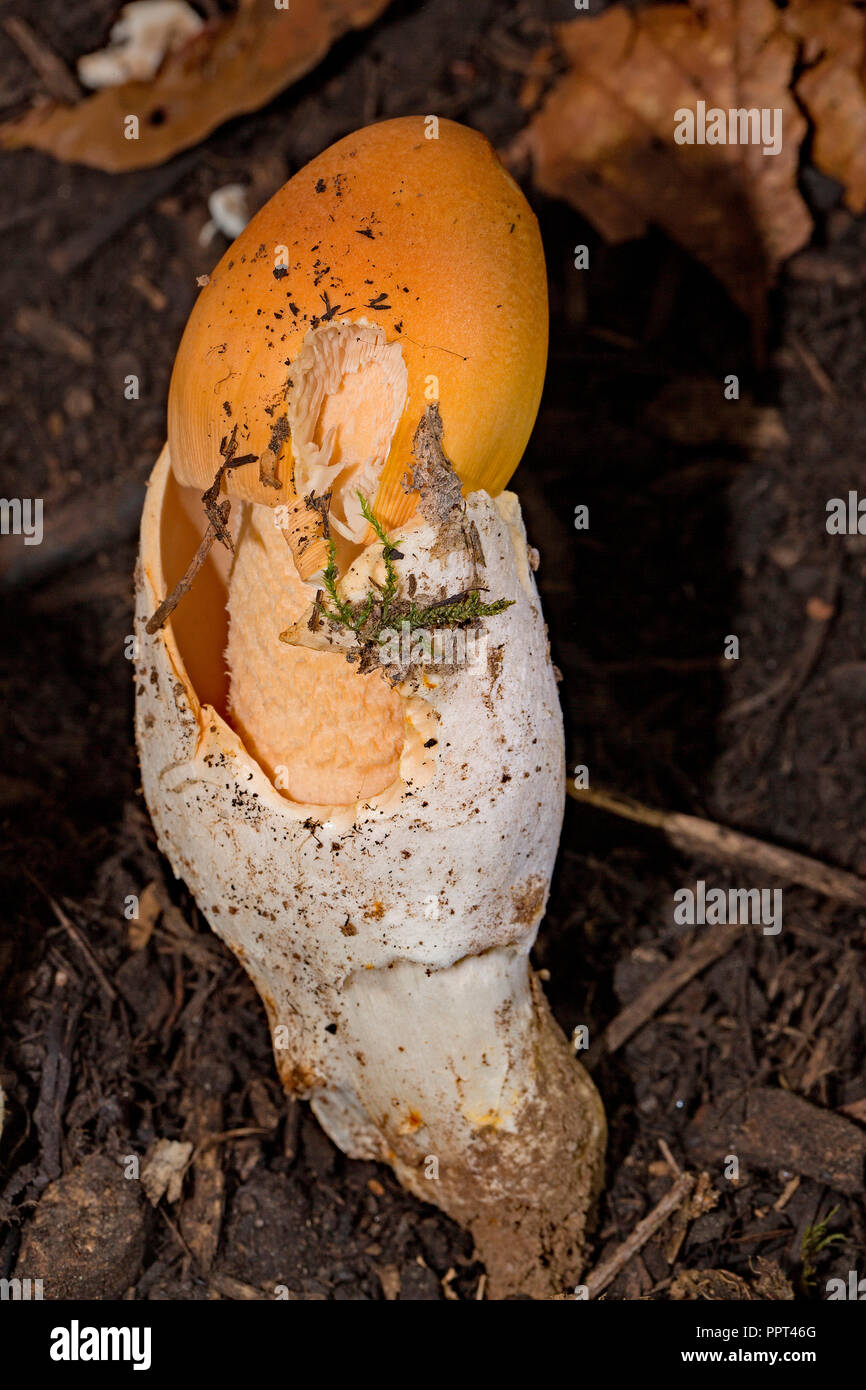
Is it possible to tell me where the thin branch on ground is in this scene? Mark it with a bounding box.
[583,1172,696,1299]
[597,925,743,1059]
[568,782,866,908]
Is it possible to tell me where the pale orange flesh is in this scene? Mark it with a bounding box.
[284,322,409,558]
[221,321,410,806]
[313,361,398,541]
[226,500,404,806]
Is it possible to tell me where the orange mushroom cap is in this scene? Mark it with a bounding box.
[167,115,548,533]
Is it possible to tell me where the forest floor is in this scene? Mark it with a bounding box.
[1,0,865,1299]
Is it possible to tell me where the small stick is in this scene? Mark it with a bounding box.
[568,783,866,908]
[3,16,80,104]
[774,1175,800,1212]
[209,1272,269,1301]
[722,559,841,722]
[790,332,837,401]
[145,504,227,634]
[46,893,118,1002]
[657,1137,681,1176]
[598,924,743,1059]
[197,1127,272,1150]
[202,426,258,550]
[583,1172,695,1299]
[147,431,261,633]
[158,1204,196,1263]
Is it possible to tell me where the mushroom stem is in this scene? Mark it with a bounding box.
[309,949,605,1300]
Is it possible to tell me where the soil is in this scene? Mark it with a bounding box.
[1,0,865,1300]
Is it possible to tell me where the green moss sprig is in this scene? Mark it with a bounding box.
[317,490,513,647]
[800,1206,846,1293]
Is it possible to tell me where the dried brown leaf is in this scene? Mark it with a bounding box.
[784,0,866,212]
[141,1137,193,1205]
[128,879,161,951]
[519,1,811,319]
[670,1267,757,1300]
[0,0,391,173]
[750,1256,795,1301]
[669,1257,794,1301]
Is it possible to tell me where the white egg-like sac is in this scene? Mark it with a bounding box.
[135,441,605,1298]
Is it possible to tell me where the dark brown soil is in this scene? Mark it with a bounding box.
[1,0,865,1300]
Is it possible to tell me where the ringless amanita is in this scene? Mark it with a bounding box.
[135,116,605,1299]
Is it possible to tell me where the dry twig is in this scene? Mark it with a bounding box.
[583,1173,695,1299]
[568,783,866,908]
[597,925,743,1059]
[145,504,228,635]
[3,17,79,103]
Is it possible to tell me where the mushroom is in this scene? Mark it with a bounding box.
[135,116,605,1299]
[77,1,204,90]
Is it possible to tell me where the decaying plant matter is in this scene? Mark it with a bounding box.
[135,116,605,1299]
[0,0,392,172]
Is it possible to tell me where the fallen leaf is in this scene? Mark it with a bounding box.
[377,1264,401,1300]
[141,1137,193,1205]
[0,0,391,173]
[517,0,811,319]
[685,1086,866,1193]
[670,1267,757,1300]
[670,1260,794,1300]
[128,879,161,950]
[247,1077,281,1131]
[750,1256,795,1301]
[783,0,866,212]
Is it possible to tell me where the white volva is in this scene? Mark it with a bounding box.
[135,443,604,1299]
